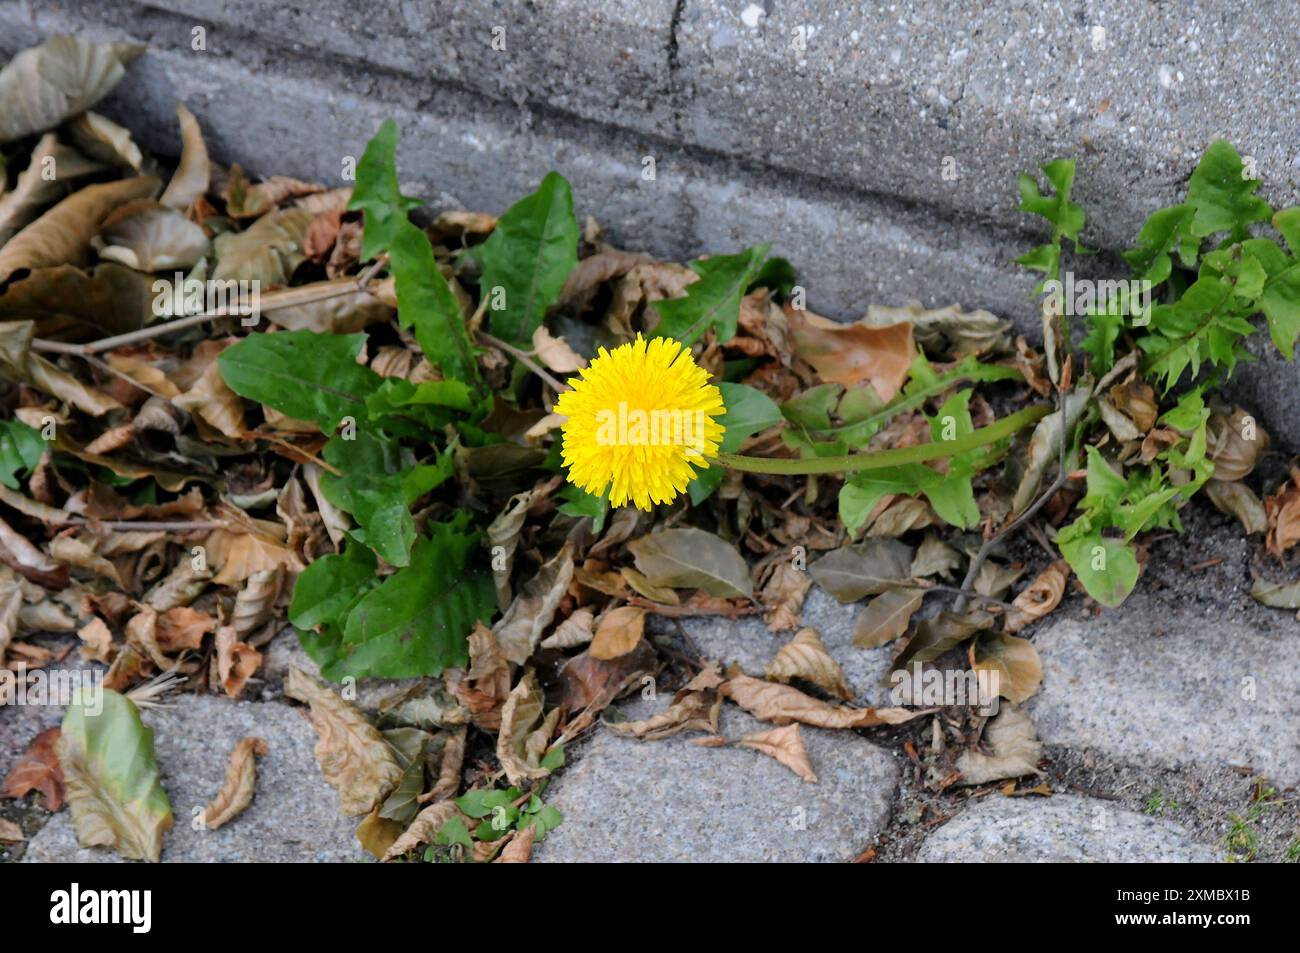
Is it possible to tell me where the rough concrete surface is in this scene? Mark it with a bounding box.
[1027,611,1300,787]
[913,794,1219,863]
[535,701,899,863]
[21,693,365,863]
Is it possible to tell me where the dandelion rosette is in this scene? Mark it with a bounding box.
[555,334,725,510]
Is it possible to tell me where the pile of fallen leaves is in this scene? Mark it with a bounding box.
[1,36,1297,864]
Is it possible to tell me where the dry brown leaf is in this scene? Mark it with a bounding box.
[853,587,924,648]
[173,357,246,438]
[955,706,1043,785]
[558,640,658,714]
[155,606,215,653]
[788,309,914,401]
[159,103,210,211]
[124,605,168,667]
[738,724,818,783]
[496,670,555,785]
[204,528,301,586]
[142,560,211,611]
[764,627,853,700]
[47,534,123,587]
[606,661,723,741]
[0,818,22,842]
[589,605,646,660]
[201,736,267,830]
[494,823,537,863]
[77,616,115,664]
[214,625,262,699]
[1204,479,1268,536]
[285,667,403,816]
[0,176,159,286]
[448,627,511,732]
[723,673,917,729]
[231,568,283,637]
[494,543,574,664]
[1003,560,1070,633]
[760,561,810,632]
[531,325,586,372]
[0,134,106,244]
[1264,465,1300,556]
[973,632,1044,705]
[1,726,64,810]
[381,800,463,862]
[0,512,67,587]
[429,726,466,802]
[539,607,595,650]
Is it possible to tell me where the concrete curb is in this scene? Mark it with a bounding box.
[2,0,1297,443]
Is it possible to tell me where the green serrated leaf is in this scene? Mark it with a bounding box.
[289,541,378,632]
[326,517,496,679]
[651,245,770,346]
[1057,524,1139,608]
[349,120,479,383]
[476,171,578,346]
[218,330,382,431]
[1185,140,1272,239]
[319,432,455,568]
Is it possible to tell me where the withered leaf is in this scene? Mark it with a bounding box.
[789,309,914,401]
[738,723,818,783]
[973,631,1044,704]
[853,587,924,648]
[1003,560,1069,633]
[381,799,463,862]
[495,823,537,863]
[764,627,853,700]
[0,176,159,286]
[809,539,913,603]
[589,605,646,661]
[722,674,917,729]
[494,543,574,665]
[201,736,267,830]
[0,37,142,143]
[628,528,753,599]
[1204,479,1268,536]
[496,670,555,785]
[214,625,262,699]
[955,706,1043,785]
[893,610,992,672]
[606,662,723,741]
[760,561,810,632]
[1,726,65,810]
[285,667,402,817]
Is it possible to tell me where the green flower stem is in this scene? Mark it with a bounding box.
[718,403,1051,476]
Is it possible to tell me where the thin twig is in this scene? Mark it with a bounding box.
[30,276,375,356]
[475,329,571,393]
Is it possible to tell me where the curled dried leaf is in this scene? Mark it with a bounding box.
[1003,560,1070,633]
[738,724,817,783]
[759,561,810,632]
[764,627,853,700]
[381,799,464,862]
[285,667,402,816]
[722,674,917,729]
[201,736,267,830]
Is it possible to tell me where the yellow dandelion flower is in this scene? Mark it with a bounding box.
[555,334,726,510]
